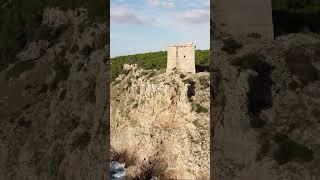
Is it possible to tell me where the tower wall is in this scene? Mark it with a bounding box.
[166,43,196,74]
[177,46,195,73]
[213,0,274,40]
[167,46,178,73]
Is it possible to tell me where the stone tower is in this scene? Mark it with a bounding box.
[166,43,196,74]
[213,0,274,40]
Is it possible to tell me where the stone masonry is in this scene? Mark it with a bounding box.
[166,43,196,74]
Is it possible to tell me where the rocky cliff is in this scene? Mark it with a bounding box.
[0,7,108,179]
[110,65,210,179]
[212,31,320,179]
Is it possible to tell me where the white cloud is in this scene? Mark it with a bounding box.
[148,0,175,8]
[184,0,210,8]
[176,9,209,24]
[111,6,154,25]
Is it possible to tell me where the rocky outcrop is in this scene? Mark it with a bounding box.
[17,40,51,61]
[110,65,210,179]
[0,7,108,180]
[42,7,89,27]
[212,32,320,179]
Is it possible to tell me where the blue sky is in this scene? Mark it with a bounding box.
[111,0,210,57]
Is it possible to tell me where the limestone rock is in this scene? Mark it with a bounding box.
[0,7,107,180]
[17,40,50,61]
[212,32,320,180]
[111,66,210,179]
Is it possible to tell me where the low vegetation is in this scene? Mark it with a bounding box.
[182,78,194,84]
[272,0,320,13]
[273,133,314,164]
[221,37,242,54]
[192,103,208,113]
[230,53,266,70]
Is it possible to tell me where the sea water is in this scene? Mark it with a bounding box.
[110,161,126,180]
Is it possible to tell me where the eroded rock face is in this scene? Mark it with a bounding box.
[110,65,210,179]
[17,40,51,61]
[42,7,89,27]
[212,32,320,180]
[0,7,108,180]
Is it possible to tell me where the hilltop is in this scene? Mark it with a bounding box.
[110,49,210,81]
[110,64,210,179]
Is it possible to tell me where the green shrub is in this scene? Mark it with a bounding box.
[47,150,64,177]
[193,103,208,113]
[272,0,320,13]
[182,78,194,84]
[231,53,266,70]
[141,71,149,76]
[222,37,242,54]
[110,51,167,81]
[195,49,210,68]
[48,159,59,177]
[6,60,35,80]
[273,133,314,164]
